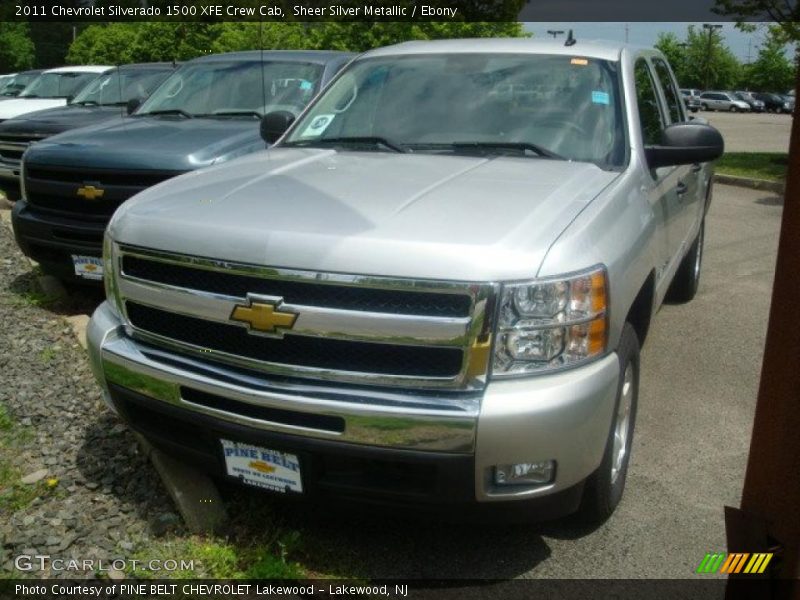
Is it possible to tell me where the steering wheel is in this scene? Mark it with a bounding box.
[546,120,589,137]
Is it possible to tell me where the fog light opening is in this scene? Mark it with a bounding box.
[494,460,555,486]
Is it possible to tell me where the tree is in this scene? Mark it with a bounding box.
[747,27,794,92]
[655,32,689,87]
[0,23,35,72]
[681,25,741,90]
[66,21,528,64]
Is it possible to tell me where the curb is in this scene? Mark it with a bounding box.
[714,173,785,194]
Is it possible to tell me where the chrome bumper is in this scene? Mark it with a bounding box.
[88,301,620,502]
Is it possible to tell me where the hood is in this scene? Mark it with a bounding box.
[0,98,67,120]
[111,149,620,282]
[0,105,124,138]
[23,115,264,172]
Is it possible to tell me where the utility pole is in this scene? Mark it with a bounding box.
[703,23,723,90]
[625,23,629,43]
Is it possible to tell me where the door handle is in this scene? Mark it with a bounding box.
[676,181,688,196]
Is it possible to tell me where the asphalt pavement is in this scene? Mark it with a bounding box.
[702,111,791,153]
[272,183,783,580]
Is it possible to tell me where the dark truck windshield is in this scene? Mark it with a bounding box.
[137,60,324,118]
[284,53,626,167]
[19,72,102,99]
[71,68,173,106]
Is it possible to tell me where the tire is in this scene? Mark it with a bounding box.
[578,323,640,525]
[729,105,738,112]
[701,103,709,111]
[665,219,705,304]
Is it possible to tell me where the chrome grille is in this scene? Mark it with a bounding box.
[114,245,497,390]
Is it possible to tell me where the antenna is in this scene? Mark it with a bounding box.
[565,30,576,47]
[116,64,124,118]
[259,20,266,119]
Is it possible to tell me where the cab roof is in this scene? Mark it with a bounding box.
[362,37,635,62]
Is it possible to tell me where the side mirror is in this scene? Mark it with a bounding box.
[65,95,74,104]
[645,123,724,169]
[126,97,142,115]
[260,111,295,144]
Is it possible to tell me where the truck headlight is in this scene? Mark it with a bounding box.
[102,232,123,317]
[493,266,608,377]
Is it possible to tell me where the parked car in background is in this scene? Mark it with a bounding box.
[679,88,701,112]
[0,66,111,122]
[86,39,723,522]
[754,92,791,113]
[0,70,44,100]
[733,91,765,112]
[699,91,750,112]
[0,63,177,199]
[12,50,353,283]
[780,94,795,114]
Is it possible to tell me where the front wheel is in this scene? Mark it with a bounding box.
[578,323,640,524]
[730,105,738,112]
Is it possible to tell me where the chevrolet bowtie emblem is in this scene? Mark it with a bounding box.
[230,296,297,337]
[76,184,104,200]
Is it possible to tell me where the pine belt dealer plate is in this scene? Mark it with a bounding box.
[221,439,303,493]
[71,255,104,280]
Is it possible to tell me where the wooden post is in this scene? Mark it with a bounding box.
[726,65,800,599]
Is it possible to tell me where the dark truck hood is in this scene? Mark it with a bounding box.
[0,105,126,138]
[111,148,620,282]
[23,116,265,172]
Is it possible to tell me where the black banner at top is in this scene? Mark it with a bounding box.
[0,0,793,22]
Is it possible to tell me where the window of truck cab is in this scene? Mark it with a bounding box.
[137,60,324,118]
[283,53,628,169]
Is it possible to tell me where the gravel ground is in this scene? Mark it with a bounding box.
[0,214,183,579]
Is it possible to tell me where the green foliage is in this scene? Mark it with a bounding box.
[714,0,800,42]
[67,21,528,65]
[655,32,689,86]
[747,28,795,92]
[0,23,35,72]
[67,23,223,64]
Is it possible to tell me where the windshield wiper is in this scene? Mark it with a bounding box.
[198,110,262,119]
[72,100,99,106]
[137,109,193,119]
[285,136,407,153]
[450,141,564,160]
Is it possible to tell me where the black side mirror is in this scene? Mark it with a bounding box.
[260,111,295,144]
[645,123,724,169]
[126,97,142,115]
[65,95,74,104]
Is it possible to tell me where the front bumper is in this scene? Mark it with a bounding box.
[12,199,105,282]
[88,301,620,510]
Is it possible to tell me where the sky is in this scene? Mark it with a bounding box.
[523,22,784,62]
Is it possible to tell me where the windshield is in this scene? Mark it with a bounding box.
[71,68,172,106]
[19,72,101,99]
[137,60,324,118]
[284,53,626,167]
[1,72,40,97]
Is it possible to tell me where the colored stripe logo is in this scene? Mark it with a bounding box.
[697,552,773,574]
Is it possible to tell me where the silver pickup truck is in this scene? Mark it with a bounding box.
[87,39,723,522]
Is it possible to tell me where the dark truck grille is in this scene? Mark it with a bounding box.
[24,165,180,219]
[0,134,44,163]
[126,302,464,378]
[122,255,473,318]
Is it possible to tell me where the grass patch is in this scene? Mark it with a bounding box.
[0,401,57,512]
[127,530,306,580]
[716,152,788,182]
